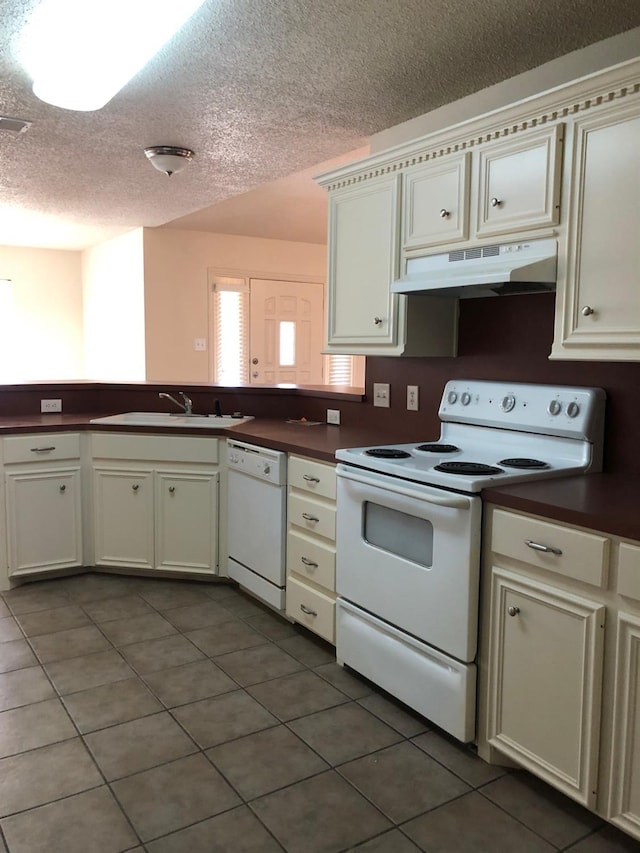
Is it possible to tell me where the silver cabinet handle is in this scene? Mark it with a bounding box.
[302,474,320,483]
[300,604,318,617]
[301,556,318,568]
[302,513,319,522]
[30,446,56,453]
[490,197,503,207]
[581,306,595,316]
[373,316,383,325]
[508,606,520,617]
[59,484,66,493]
[439,208,450,218]
[132,484,140,492]
[169,486,176,494]
[525,539,562,556]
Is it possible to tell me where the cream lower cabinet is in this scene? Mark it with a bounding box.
[3,433,84,579]
[91,433,219,575]
[285,455,337,643]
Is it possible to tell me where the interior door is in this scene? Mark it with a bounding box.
[249,279,324,384]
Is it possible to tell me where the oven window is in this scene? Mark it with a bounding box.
[364,502,434,567]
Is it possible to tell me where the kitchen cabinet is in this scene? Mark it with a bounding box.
[3,433,84,578]
[552,98,640,361]
[91,433,219,576]
[285,455,337,643]
[318,171,457,357]
[402,153,470,249]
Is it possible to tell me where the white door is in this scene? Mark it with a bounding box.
[249,279,324,384]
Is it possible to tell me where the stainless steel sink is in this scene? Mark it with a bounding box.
[89,412,254,428]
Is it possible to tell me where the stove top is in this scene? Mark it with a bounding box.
[336,380,606,493]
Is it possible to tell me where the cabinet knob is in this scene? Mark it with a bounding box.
[508,606,520,617]
[132,484,139,492]
[490,197,503,207]
[169,486,176,494]
[373,316,383,326]
[300,604,318,617]
[581,305,595,317]
[439,208,450,218]
[59,484,66,493]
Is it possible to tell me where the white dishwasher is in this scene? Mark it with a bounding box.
[227,439,287,610]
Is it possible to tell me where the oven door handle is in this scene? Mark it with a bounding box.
[337,467,473,510]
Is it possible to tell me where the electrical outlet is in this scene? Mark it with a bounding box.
[327,408,340,425]
[40,399,62,413]
[194,338,207,351]
[373,383,390,408]
[407,385,419,411]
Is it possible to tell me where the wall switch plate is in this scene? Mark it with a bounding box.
[327,408,340,425]
[194,338,207,351]
[373,383,390,408]
[41,399,62,413]
[407,385,419,411]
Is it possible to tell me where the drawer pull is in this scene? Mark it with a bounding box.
[508,606,520,617]
[525,539,562,556]
[301,556,318,568]
[302,513,319,523]
[302,474,320,483]
[300,604,318,617]
[59,484,66,493]
[30,446,56,453]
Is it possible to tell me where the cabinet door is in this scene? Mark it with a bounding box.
[552,103,640,360]
[326,174,401,350]
[6,468,82,575]
[476,124,563,238]
[608,612,640,839]
[155,471,219,574]
[403,153,470,249]
[93,468,154,570]
[487,567,604,808]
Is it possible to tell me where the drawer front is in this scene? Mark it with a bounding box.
[91,433,219,464]
[287,529,336,591]
[288,456,336,501]
[618,542,640,601]
[491,508,609,588]
[3,433,81,464]
[288,494,336,542]
[286,575,336,644]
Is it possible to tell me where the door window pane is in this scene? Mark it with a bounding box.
[279,320,295,366]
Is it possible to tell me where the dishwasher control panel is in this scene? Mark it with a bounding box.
[227,439,287,485]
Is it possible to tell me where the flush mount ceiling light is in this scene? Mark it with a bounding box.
[19,0,206,111]
[144,146,194,177]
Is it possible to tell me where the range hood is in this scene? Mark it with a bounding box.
[391,238,557,298]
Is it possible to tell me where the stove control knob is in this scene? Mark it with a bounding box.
[447,391,458,405]
[566,401,580,419]
[500,394,516,413]
[460,392,471,406]
[548,399,562,416]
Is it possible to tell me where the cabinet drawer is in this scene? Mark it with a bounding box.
[288,494,336,542]
[288,456,336,501]
[287,529,335,591]
[3,433,81,464]
[491,508,609,588]
[91,433,219,464]
[286,575,336,644]
[618,542,640,601]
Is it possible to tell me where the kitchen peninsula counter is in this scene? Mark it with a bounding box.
[483,473,640,541]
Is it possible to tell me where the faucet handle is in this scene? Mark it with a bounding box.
[179,392,193,414]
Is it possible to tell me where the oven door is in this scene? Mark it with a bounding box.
[336,463,481,663]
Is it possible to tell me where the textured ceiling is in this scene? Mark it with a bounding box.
[2,0,640,250]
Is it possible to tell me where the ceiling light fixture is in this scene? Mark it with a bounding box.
[19,0,206,111]
[144,146,195,177]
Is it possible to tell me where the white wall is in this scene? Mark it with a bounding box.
[0,245,83,380]
[82,229,145,380]
[143,228,326,382]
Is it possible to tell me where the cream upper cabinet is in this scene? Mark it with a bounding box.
[475,124,564,238]
[552,99,640,361]
[402,153,470,249]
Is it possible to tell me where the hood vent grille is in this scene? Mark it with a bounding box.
[449,244,501,262]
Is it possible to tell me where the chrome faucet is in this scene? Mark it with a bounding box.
[158,391,193,415]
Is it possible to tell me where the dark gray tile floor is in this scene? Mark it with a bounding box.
[0,572,637,853]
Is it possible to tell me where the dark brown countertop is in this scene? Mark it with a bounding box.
[483,473,640,541]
